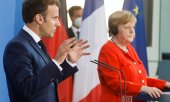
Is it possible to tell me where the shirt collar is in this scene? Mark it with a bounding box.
[23,25,41,43]
[71,26,80,37]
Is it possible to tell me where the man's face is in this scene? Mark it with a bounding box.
[71,9,83,26]
[40,4,60,38]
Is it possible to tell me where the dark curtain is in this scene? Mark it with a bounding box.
[59,0,68,29]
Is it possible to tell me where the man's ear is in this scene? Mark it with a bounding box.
[34,14,44,24]
[70,16,74,22]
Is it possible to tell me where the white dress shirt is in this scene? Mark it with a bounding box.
[23,25,76,71]
[71,26,80,39]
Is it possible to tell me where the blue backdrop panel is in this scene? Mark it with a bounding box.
[0,0,23,102]
[14,0,24,35]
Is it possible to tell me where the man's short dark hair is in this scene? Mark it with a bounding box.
[22,0,60,23]
[68,6,82,17]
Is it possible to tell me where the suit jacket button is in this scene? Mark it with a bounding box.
[142,80,145,84]
[133,62,136,65]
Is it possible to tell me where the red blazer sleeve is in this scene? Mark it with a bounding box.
[147,78,166,90]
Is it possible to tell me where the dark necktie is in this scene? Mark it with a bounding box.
[38,40,50,60]
[77,31,80,39]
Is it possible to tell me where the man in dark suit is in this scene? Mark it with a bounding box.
[67,6,83,39]
[3,0,89,102]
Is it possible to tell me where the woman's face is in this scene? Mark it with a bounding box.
[116,22,135,44]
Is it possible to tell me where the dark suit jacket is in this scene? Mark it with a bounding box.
[67,28,75,38]
[3,29,78,102]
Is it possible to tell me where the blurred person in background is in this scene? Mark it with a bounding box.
[67,6,83,39]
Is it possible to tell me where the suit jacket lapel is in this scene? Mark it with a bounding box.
[20,29,50,63]
[68,28,75,38]
[123,46,142,64]
[30,41,51,63]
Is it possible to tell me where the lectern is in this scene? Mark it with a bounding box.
[134,92,170,102]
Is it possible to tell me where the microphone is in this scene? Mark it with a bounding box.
[91,60,127,102]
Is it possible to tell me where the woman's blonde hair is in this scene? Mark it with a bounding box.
[108,10,136,37]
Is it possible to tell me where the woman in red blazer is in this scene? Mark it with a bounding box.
[98,10,170,102]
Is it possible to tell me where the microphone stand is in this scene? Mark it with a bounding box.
[91,60,127,102]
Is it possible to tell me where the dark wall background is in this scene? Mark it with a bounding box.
[143,0,153,46]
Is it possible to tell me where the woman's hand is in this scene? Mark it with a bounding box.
[140,86,163,99]
[164,82,170,88]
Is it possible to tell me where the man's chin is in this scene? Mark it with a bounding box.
[47,33,54,38]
